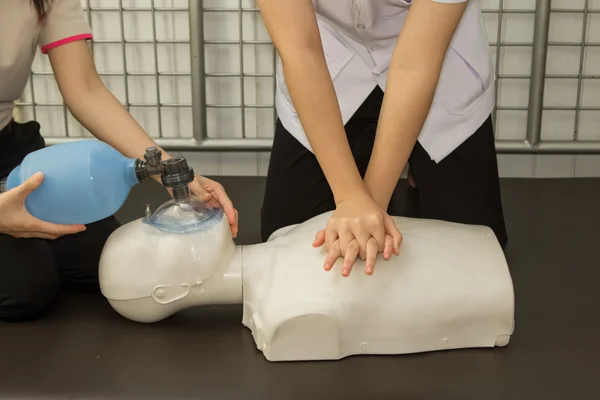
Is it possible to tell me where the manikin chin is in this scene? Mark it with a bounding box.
[98,197,515,362]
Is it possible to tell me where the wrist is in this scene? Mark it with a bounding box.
[160,149,173,161]
[369,190,391,210]
[332,180,370,206]
[363,175,392,210]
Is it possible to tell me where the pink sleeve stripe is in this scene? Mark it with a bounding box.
[41,33,93,54]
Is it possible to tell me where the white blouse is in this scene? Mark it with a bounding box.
[274,0,495,163]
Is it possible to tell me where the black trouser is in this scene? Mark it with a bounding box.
[261,87,508,248]
[0,119,120,322]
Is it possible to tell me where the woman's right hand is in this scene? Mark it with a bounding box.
[313,191,402,276]
[0,172,86,240]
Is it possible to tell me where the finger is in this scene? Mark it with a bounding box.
[342,239,360,277]
[324,220,338,252]
[338,222,352,256]
[365,237,378,275]
[358,249,366,261]
[231,209,239,238]
[323,240,340,271]
[12,172,43,198]
[353,229,371,261]
[29,218,86,237]
[384,216,403,255]
[313,229,326,247]
[205,198,219,209]
[12,231,59,240]
[201,192,214,203]
[210,183,237,227]
[383,234,394,260]
[365,215,386,253]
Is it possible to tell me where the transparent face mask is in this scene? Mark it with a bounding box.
[143,196,224,234]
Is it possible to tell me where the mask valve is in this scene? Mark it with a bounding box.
[134,147,195,201]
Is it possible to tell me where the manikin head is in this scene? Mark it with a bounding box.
[98,195,239,323]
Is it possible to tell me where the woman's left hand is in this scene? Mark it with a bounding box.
[312,225,401,276]
[187,174,239,238]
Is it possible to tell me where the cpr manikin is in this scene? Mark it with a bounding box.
[99,190,515,362]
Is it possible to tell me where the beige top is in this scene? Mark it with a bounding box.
[0,0,92,131]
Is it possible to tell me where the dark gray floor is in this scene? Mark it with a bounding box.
[1,177,599,400]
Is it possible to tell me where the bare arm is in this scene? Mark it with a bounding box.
[257,0,368,204]
[364,0,469,208]
[48,41,239,236]
[48,40,170,162]
[259,0,402,276]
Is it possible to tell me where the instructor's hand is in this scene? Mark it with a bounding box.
[313,192,402,276]
[0,172,86,240]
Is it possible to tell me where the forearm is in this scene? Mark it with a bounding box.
[363,0,468,209]
[258,0,367,204]
[282,50,366,203]
[64,82,171,162]
[48,41,171,163]
[364,69,438,208]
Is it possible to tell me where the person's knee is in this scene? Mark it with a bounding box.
[0,282,61,322]
[0,270,61,321]
[50,216,120,289]
[0,238,61,322]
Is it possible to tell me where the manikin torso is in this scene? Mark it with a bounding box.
[99,199,515,362]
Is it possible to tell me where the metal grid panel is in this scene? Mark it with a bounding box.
[16,0,193,139]
[542,0,600,142]
[483,0,535,141]
[201,0,540,147]
[15,0,600,153]
[202,0,275,142]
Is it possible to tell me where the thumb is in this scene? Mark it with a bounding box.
[13,172,43,199]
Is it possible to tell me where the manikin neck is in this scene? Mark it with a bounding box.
[190,242,265,306]
[225,244,244,301]
[198,244,245,305]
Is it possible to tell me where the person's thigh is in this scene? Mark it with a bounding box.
[408,115,508,248]
[50,216,121,290]
[0,234,61,321]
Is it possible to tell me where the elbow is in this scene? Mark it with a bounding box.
[61,72,104,106]
[79,69,105,95]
